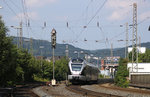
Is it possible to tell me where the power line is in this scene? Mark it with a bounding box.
[21,0,29,26]
[73,0,108,42]
[9,0,22,12]
[2,0,20,19]
[109,16,150,42]
[86,0,107,26]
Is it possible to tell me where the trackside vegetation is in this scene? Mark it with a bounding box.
[0,17,68,87]
[115,48,150,88]
[114,58,129,88]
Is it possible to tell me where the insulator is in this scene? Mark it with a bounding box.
[84,38,87,41]
[44,22,46,27]
[83,26,87,28]
[67,22,69,27]
[97,22,99,27]
[28,20,30,27]
[120,25,123,27]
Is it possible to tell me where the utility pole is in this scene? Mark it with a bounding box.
[65,45,69,59]
[30,37,33,55]
[19,21,23,48]
[139,36,141,53]
[132,3,138,72]
[11,22,22,48]
[139,36,141,48]
[126,22,129,60]
[40,46,44,80]
[51,28,56,86]
[110,43,114,78]
[111,43,113,65]
[0,6,2,17]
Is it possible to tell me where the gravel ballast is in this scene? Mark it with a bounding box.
[82,84,150,97]
[32,84,84,97]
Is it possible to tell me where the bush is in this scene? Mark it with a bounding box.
[114,58,129,88]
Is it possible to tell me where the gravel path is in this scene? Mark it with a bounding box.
[82,84,150,97]
[32,84,84,97]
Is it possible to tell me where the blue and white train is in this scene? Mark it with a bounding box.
[68,58,99,83]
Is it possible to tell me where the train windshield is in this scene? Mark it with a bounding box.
[71,64,82,71]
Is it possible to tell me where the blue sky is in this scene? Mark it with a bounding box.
[1,0,150,50]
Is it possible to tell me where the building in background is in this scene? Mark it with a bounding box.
[128,47,146,54]
[128,63,150,85]
[100,56,120,78]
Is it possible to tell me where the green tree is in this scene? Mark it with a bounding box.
[115,58,129,88]
[128,48,137,62]
[16,49,42,82]
[0,17,18,86]
[41,59,53,80]
[55,58,68,81]
[129,48,150,63]
[33,57,69,82]
[138,49,150,62]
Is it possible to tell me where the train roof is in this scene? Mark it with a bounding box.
[70,58,98,68]
[85,61,99,68]
[71,58,84,63]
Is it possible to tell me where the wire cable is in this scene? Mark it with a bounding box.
[73,0,108,42]
[3,0,21,19]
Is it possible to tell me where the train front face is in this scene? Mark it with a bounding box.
[68,59,86,82]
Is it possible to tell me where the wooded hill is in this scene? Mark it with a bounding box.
[12,37,150,58]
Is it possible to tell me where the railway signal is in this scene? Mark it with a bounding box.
[51,28,56,48]
[51,28,57,86]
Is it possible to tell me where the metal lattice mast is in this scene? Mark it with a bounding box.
[132,3,138,72]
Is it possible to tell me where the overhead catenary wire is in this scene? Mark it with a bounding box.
[109,16,150,43]
[2,0,21,20]
[21,0,29,27]
[9,0,22,12]
[73,0,108,42]
[4,0,150,50]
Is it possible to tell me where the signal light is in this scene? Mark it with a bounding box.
[51,28,56,48]
[148,26,150,31]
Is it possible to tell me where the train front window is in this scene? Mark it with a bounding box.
[71,64,82,71]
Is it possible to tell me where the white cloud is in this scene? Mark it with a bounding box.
[108,11,122,20]
[12,12,39,21]
[106,0,131,9]
[139,11,150,21]
[26,0,56,8]
[106,0,140,21]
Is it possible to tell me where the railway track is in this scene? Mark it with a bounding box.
[99,84,150,95]
[12,86,39,97]
[66,85,121,97]
[0,84,40,97]
[129,84,150,89]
